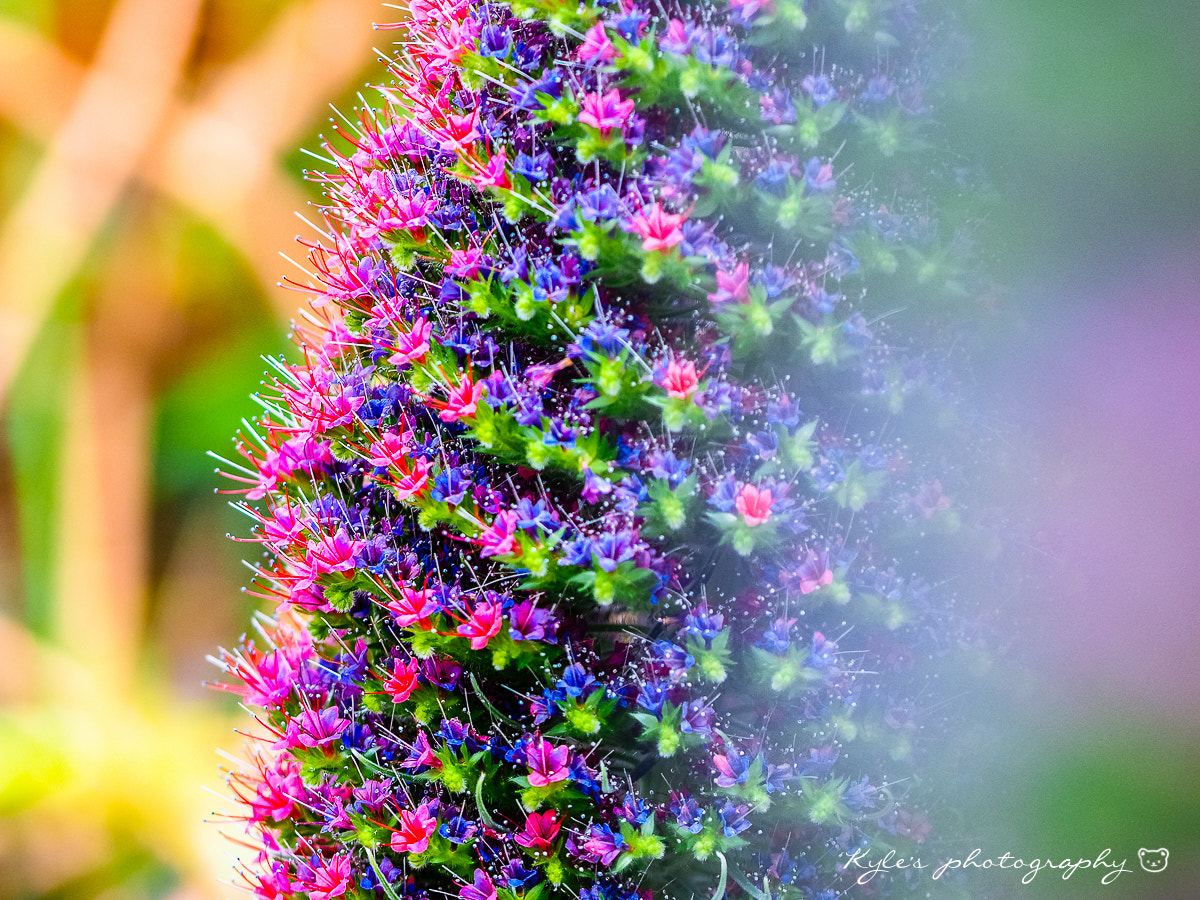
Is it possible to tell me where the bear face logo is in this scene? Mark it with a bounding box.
[1138,848,1168,872]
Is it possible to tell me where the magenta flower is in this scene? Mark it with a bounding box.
[290,853,353,900]
[579,824,626,866]
[306,528,363,575]
[365,430,413,468]
[389,316,434,364]
[736,484,773,527]
[627,203,687,252]
[515,809,562,849]
[478,509,519,557]
[577,23,617,63]
[392,455,432,501]
[390,802,438,853]
[465,146,512,190]
[431,107,481,152]
[383,585,439,627]
[383,657,422,702]
[657,358,701,399]
[434,372,484,422]
[446,246,484,278]
[460,869,497,900]
[456,596,504,649]
[287,706,350,750]
[708,262,750,304]
[795,547,833,594]
[525,736,571,786]
[578,88,635,135]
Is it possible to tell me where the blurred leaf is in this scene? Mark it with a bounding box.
[5,288,83,635]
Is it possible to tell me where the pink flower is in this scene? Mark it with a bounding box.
[383,657,422,702]
[466,147,511,190]
[290,853,353,900]
[457,597,504,649]
[524,357,572,388]
[628,203,687,252]
[660,18,690,54]
[708,262,750,304]
[577,88,635,135]
[393,456,432,501]
[384,586,439,627]
[287,706,350,749]
[432,108,481,152]
[389,316,434,364]
[577,23,617,63]
[515,810,562,849]
[446,246,484,278]
[736,483,773,527]
[658,358,700,399]
[795,547,833,594]
[366,430,413,468]
[306,528,363,575]
[730,0,774,18]
[435,372,484,422]
[478,509,519,557]
[390,802,438,854]
[233,757,303,824]
[526,736,571,786]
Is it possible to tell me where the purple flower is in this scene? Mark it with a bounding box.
[712,745,752,787]
[803,157,836,192]
[440,815,479,844]
[756,616,797,654]
[708,476,738,511]
[592,530,637,572]
[682,604,725,647]
[461,869,497,900]
[680,701,714,736]
[559,535,595,567]
[579,824,626,866]
[421,657,462,691]
[509,600,558,642]
[636,680,670,717]
[669,792,704,833]
[648,450,691,486]
[718,800,751,836]
[514,150,553,181]
[650,640,694,682]
[578,184,622,221]
[558,663,599,698]
[861,74,896,103]
[801,74,837,107]
[479,25,512,59]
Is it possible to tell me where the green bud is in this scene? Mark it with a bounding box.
[641,251,664,284]
[597,358,625,396]
[691,832,715,861]
[844,0,870,32]
[659,493,686,530]
[658,722,680,757]
[628,833,665,859]
[799,117,821,148]
[566,703,602,735]
[697,652,727,683]
[525,438,551,469]
[577,228,601,260]
[732,528,756,557]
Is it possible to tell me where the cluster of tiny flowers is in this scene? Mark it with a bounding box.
[211,1,976,899]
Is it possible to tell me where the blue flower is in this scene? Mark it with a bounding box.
[557,663,599,698]
[514,150,554,182]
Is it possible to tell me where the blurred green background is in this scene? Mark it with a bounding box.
[0,0,1197,897]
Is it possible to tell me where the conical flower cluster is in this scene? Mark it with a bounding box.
[211,1,979,898]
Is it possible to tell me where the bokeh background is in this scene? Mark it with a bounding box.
[0,0,1197,897]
